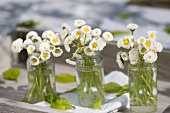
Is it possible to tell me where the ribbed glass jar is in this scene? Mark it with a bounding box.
[27,58,56,103]
[76,53,105,107]
[128,60,157,113]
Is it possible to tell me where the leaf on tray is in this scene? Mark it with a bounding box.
[104,82,121,93]
[51,97,75,110]
[55,73,76,83]
[92,98,103,110]
[3,68,20,81]
[164,26,170,35]
[20,97,28,103]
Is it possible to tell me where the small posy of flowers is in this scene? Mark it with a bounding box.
[11,28,71,65]
[63,19,114,65]
[116,23,163,69]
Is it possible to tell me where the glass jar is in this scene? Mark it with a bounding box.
[27,58,56,103]
[128,60,157,113]
[75,53,105,107]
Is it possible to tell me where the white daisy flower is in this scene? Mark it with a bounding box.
[117,39,122,48]
[26,31,38,39]
[121,52,129,61]
[64,43,70,52]
[60,29,69,40]
[127,23,138,31]
[32,35,42,42]
[29,56,39,66]
[138,36,145,44]
[24,39,33,46]
[43,38,50,43]
[11,40,23,53]
[102,32,113,41]
[64,35,74,44]
[116,51,124,69]
[50,34,61,46]
[134,41,139,48]
[80,34,92,45]
[46,30,54,39]
[49,45,55,52]
[27,45,35,55]
[142,38,154,49]
[156,42,163,52]
[40,51,51,61]
[130,59,138,65]
[39,42,50,52]
[121,36,132,49]
[61,23,71,33]
[73,29,82,39]
[66,59,76,65]
[16,38,23,44]
[147,31,157,40]
[84,46,94,56]
[129,48,139,61]
[81,25,92,34]
[74,19,86,27]
[98,38,106,51]
[143,51,156,63]
[92,28,102,37]
[52,47,63,57]
[89,39,100,51]
[139,45,149,55]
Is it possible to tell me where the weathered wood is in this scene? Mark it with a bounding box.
[0,98,70,113]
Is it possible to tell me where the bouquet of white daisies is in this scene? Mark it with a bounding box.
[62,19,114,65]
[11,30,65,65]
[116,23,163,69]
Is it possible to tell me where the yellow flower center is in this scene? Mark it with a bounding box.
[49,33,52,37]
[92,43,98,48]
[151,50,156,54]
[107,34,111,38]
[77,21,81,25]
[52,38,58,43]
[123,39,129,45]
[84,27,89,33]
[150,33,155,38]
[140,39,144,43]
[50,46,54,50]
[87,48,92,52]
[43,53,48,58]
[76,31,81,37]
[44,46,47,49]
[32,58,37,62]
[148,56,151,59]
[145,41,151,47]
[141,47,147,53]
[135,42,138,47]
[55,49,60,53]
[29,47,33,51]
[67,38,71,42]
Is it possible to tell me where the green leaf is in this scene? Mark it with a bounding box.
[117,13,134,19]
[117,84,129,96]
[164,26,170,35]
[51,97,75,110]
[104,82,121,93]
[20,97,28,103]
[111,31,130,37]
[3,68,20,81]
[17,20,39,28]
[92,98,103,109]
[55,73,76,83]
